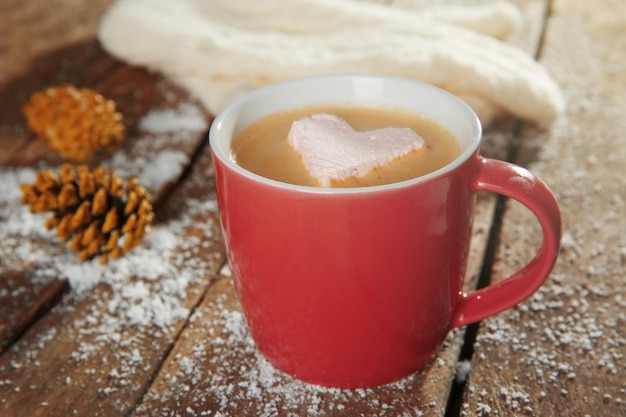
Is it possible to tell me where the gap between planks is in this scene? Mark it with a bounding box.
[443,2,554,415]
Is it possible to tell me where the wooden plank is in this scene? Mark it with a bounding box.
[130,198,493,417]
[0,145,226,416]
[0,0,113,164]
[463,1,626,416]
[130,2,550,414]
[0,40,120,165]
[0,2,225,415]
[0,0,114,166]
[0,271,68,352]
[0,0,115,85]
[0,1,553,416]
[0,39,212,353]
[0,0,114,163]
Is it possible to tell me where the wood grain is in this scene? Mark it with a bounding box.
[0,39,211,355]
[0,145,226,417]
[0,0,115,85]
[462,1,626,416]
[129,1,552,414]
[130,196,497,417]
[0,0,577,416]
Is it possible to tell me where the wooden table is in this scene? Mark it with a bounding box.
[1,1,624,416]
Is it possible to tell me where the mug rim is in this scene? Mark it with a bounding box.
[209,73,482,194]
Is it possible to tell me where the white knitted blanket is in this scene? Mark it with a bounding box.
[98,0,564,127]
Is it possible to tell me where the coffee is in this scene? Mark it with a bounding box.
[212,75,562,388]
[231,104,461,187]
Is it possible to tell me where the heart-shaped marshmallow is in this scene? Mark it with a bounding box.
[288,113,425,187]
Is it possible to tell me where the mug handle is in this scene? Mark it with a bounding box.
[451,157,562,328]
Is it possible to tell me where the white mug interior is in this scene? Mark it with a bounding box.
[209,74,482,192]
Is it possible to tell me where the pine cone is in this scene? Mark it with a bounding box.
[20,164,154,263]
[22,84,126,162]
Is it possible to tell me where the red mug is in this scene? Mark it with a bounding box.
[209,74,561,388]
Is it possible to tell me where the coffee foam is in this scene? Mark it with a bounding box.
[287,113,424,187]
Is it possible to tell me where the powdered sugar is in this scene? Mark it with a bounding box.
[137,150,189,193]
[134,277,434,417]
[462,3,626,415]
[0,96,231,414]
[0,99,211,331]
[138,103,208,134]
